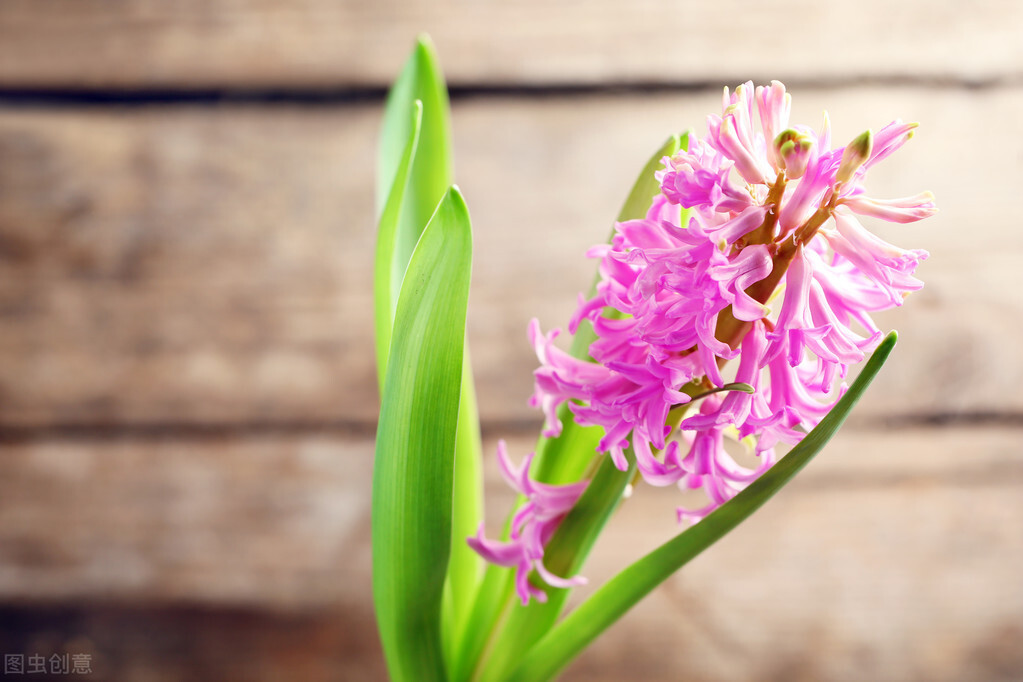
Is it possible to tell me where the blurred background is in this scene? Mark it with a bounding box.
[1,2,1021,680]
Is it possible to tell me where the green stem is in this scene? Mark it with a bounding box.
[452,563,515,682]
[444,344,486,671]
[744,173,787,246]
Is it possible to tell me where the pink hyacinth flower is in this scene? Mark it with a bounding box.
[471,80,936,604]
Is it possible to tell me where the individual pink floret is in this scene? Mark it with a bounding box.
[466,441,588,605]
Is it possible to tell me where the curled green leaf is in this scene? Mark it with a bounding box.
[376,35,454,285]
[374,100,423,387]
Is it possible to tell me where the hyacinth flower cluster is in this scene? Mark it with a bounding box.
[373,39,933,681]
[470,81,936,605]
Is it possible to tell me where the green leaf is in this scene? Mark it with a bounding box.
[373,187,473,682]
[376,35,454,290]
[566,132,688,364]
[374,100,423,388]
[374,38,484,673]
[621,133,689,224]
[508,332,898,682]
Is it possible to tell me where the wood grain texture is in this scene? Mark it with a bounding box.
[0,1,1020,89]
[0,86,1018,427]
[1,427,1021,680]
[1,4,1016,679]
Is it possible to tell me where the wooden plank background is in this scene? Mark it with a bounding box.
[1,3,1021,681]
[2,1,1022,88]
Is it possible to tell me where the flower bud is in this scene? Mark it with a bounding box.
[773,128,816,179]
[757,82,792,170]
[835,129,873,184]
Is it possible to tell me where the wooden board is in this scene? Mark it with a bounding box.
[1,426,1021,680]
[1,86,1019,428]
[0,1,1020,89]
[0,603,387,682]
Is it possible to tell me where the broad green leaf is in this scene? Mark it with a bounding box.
[373,188,472,682]
[456,134,686,681]
[507,332,899,682]
[374,100,422,388]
